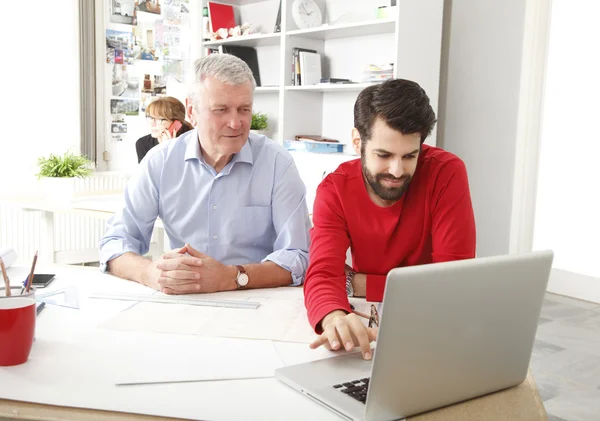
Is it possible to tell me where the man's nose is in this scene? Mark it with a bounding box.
[227,113,242,130]
[388,160,404,178]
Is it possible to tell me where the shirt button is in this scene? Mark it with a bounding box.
[212,205,217,210]
[213,235,218,240]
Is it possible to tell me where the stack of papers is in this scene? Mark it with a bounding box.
[362,63,394,83]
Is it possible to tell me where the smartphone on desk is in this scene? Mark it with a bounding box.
[168,120,182,136]
[30,274,56,288]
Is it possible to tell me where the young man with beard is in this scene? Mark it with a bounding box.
[304,79,476,360]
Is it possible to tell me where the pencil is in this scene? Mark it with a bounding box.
[349,304,370,320]
[353,310,370,319]
[0,257,10,297]
[22,250,38,294]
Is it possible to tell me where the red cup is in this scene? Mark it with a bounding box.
[0,293,36,366]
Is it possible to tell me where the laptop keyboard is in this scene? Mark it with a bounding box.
[333,378,370,404]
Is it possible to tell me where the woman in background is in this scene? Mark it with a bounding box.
[136,96,193,163]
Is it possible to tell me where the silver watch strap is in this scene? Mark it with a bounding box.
[346,270,355,297]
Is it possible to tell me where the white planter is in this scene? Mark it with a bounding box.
[39,177,78,207]
[250,129,268,137]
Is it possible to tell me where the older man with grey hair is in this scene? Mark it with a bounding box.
[100,54,311,294]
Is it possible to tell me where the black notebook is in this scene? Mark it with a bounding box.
[221,45,262,87]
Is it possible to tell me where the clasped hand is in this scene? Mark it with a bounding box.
[149,243,236,294]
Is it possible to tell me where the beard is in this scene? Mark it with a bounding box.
[362,157,412,202]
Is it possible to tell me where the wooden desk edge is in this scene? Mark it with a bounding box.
[0,372,547,421]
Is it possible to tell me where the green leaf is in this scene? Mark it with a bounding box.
[36,151,93,179]
[251,112,268,130]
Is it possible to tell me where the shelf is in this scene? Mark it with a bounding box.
[216,0,271,4]
[286,19,396,41]
[255,86,279,93]
[285,83,379,93]
[203,33,281,48]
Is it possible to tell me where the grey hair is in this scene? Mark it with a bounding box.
[188,54,256,103]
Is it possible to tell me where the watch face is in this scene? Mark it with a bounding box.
[292,0,323,30]
[238,273,249,287]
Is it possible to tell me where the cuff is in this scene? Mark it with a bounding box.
[263,249,308,286]
[365,274,387,302]
[99,240,140,273]
[309,301,354,334]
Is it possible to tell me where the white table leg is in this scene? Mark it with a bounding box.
[40,210,56,263]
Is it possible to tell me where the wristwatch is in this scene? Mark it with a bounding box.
[346,269,355,297]
[234,265,249,289]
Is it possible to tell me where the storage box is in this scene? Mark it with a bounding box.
[284,139,344,154]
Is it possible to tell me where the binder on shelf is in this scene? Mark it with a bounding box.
[291,47,317,85]
[298,51,322,86]
[274,0,282,32]
[219,45,262,87]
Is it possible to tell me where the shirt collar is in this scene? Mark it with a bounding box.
[184,130,254,166]
[184,129,202,162]
[230,139,253,165]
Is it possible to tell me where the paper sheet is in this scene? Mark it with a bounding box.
[112,336,283,385]
[98,287,319,344]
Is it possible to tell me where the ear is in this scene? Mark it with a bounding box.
[185,98,197,127]
[351,128,362,156]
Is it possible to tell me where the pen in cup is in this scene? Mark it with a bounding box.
[20,251,38,295]
[0,258,10,297]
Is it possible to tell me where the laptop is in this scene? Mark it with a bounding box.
[275,250,553,421]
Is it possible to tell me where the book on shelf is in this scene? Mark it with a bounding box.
[285,139,344,153]
[294,135,339,143]
[319,78,353,84]
[291,47,316,86]
[298,52,322,86]
[207,2,236,32]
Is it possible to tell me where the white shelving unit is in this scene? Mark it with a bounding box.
[285,18,396,40]
[203,32,282,47]
[196,0,444,210]
[285,82,379,92]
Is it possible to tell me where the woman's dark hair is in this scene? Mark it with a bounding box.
[354,79,437,144]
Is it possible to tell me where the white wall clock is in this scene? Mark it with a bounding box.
[291,0,323,30]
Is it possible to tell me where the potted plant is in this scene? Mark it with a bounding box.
[250,112,268,136]
[36,151,93,205]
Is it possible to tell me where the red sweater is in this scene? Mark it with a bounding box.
[304,145,476,331]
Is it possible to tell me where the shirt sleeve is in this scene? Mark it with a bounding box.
[431,158,477,263]
[303,176,353,332]
[262,158,311,286]
[98,152,162,272]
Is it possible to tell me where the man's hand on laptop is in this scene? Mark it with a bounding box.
[310,310,378,360]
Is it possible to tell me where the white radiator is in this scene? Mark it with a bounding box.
[0,172,128,265]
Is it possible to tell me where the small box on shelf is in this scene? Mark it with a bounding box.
[284,139,344,154]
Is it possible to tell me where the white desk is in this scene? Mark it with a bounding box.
[0,264,548,421]
[1,195,165,264]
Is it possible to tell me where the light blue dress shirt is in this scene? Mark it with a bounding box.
[99,130,311,285]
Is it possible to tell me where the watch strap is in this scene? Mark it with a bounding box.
[346,269,355,297]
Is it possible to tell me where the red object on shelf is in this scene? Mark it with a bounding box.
[208,2,236,32]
